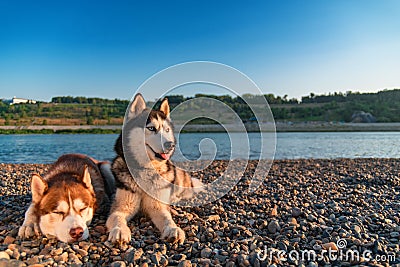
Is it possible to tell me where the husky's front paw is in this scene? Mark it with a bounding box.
[18,223,40,239]
[108,225,131,243]
[162,226,185,244]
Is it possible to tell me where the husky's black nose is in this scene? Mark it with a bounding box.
[69,227,84,239]
[163,141,175,151]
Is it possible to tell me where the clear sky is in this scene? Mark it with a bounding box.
[0,0,399,102]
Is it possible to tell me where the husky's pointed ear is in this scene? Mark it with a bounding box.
[82,166,92,189]
[127,93,146,120]
[31,174,47,203]
[159,98,170,117]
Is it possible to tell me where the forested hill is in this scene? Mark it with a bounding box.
[0,89,399,126]
[275,89,400,122]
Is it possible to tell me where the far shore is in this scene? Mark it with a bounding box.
[0,122,400,134]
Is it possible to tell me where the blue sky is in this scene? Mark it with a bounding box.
[0,0,399,101]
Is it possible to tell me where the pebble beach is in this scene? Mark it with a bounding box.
[0,159,399,267]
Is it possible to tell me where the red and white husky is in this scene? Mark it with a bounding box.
[18,154,114,243]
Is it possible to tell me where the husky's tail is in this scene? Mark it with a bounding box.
[98,161,116,198]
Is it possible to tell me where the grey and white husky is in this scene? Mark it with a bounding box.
[106,93,203,244]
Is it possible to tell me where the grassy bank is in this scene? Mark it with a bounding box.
[1,122,400,134]
[0,128,121,135]
[2,89,400,124]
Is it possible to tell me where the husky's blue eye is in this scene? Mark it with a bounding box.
[147,126,156,132]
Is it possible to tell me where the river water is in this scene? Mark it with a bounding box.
[0,132,399,163]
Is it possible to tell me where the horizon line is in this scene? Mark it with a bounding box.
[1,87,399,103]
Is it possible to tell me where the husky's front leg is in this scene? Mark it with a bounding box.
[142,195,185,244]
[106,189,140,243]
[18,204,41,238]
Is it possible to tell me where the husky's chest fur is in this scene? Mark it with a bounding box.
[112,155,194,204]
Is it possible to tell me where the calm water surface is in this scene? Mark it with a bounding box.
[0,132,399,163]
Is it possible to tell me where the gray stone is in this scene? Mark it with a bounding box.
[277,241,287,251]
[172,254,187,261]
[111,261,127,267]
[200,247,212,258]
[267,220,280,234]
[291,207,302,217]
[390,231,399,238]
[307,214,317,222]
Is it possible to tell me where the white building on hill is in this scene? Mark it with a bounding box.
[3,97,37,105]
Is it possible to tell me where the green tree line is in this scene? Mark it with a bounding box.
[1,89,399,124]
